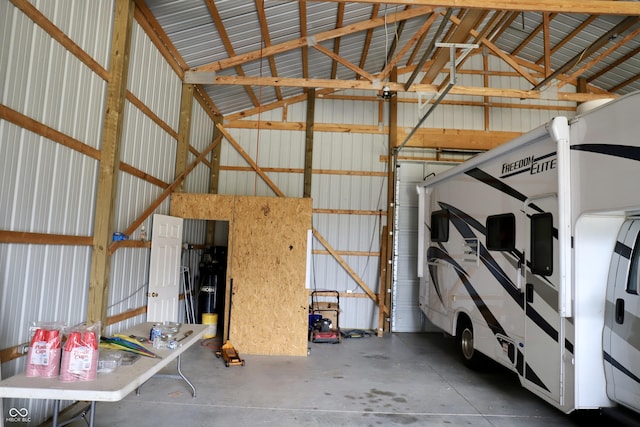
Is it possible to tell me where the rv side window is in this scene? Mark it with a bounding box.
[627,232,640,295]
[431,210,449,242]
[486,214,515,251]
[530,213,553,276]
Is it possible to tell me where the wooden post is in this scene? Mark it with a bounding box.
[205,115,223,246]
[87,0,134,327]
[384,67,398,333]
[174,83,195,192]
[303,88,315,198]
[378,225,389,337]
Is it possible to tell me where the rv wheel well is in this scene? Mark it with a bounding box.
[455,312,471,336]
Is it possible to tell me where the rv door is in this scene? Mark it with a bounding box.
[604,219,640,413]
[523,195,562,405]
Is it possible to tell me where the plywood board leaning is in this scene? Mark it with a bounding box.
[229,196,311,356]
[170,193,311,356]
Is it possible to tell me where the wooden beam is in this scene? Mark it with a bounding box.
[0,104,101,160]
[88,0,135,327]
[133,0,186,78]
[313,0,640,15]
[313,208,386,216]
[313,44,377,82]
[331,2,346,80]
[385,67,398,333]
[447,13,539,86]
[191,74,617,102]
[206,116,224,246]
[10,0,107,79]
[399,127,522,150]
[126,91,178,139]
[378,225,389,336]
[222,165,387,178]
[190,6,435,72]
[0,231,92,246]
[175,84,194,192]
[380,12,439,81]
[204,0,259,107]
[299,1,310,80]
[588,44,640,83]
[559,25,640,89]
[256,0,283,100]
[421,9,485,84]
[304,88,315,198]
[312,228,380,304]
[543,13,552,77]
[215,124,286,197]
[119,132,223,240]
[534,16,640,90]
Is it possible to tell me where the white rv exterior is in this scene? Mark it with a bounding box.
[416,91,640,414]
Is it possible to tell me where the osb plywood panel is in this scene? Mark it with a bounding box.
[169,193,311,356]
[170,193,234,220]
[229,196,311,356]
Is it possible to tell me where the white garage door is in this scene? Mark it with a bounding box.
[392,161,454,332]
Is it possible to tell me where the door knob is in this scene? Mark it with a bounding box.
[148,292,158,298]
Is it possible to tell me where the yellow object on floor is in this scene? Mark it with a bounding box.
[202,313,218,338]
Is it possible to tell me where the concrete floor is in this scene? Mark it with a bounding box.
[54,332,640,427]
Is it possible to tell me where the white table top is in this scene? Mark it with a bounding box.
[0,323,207,402]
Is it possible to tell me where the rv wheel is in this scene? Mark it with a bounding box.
[456,318,485,370]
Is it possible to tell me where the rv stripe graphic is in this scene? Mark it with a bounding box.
[572,143,640,162]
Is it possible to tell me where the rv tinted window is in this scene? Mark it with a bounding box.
[531,213,553,276]
[627,232,640,295]
[486,214,515,251]
[431,210,449,242]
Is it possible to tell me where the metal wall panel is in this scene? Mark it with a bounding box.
[128,22,181,131]
[1,5,213,424]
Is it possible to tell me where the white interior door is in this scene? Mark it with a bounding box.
[147,214,184,322]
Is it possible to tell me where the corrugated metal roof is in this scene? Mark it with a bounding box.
[143,2,640,117]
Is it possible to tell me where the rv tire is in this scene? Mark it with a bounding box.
[456,317,485,370]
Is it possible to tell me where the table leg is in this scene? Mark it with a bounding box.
[176,354,197,398]
[135,354,197,398]
[52,400,60,427]
[88,401,96,427]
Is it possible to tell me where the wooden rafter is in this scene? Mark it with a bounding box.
[191,6,435,72]
[380,5,411,73]
[535,15,598,66]
[380,12,440,81]
[533,16,640,90]
[313,44,377,82]
[256,0,283,100]
[331,2,345,80]
[315,0,640,16]
[299,1,309,80]
[588,44,640,84]
[542,13,552,77]
[448,13,539,86]
[609,72,640,93]
[420,8,485,84]
[205,0,260,107]
[559,26,640,89]
[511,13,557,57]
[357,4,381,75]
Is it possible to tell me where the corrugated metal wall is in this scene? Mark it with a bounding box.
[0,2,214,424]
[1,1,580,422]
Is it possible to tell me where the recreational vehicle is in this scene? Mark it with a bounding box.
[416,91,640,414]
